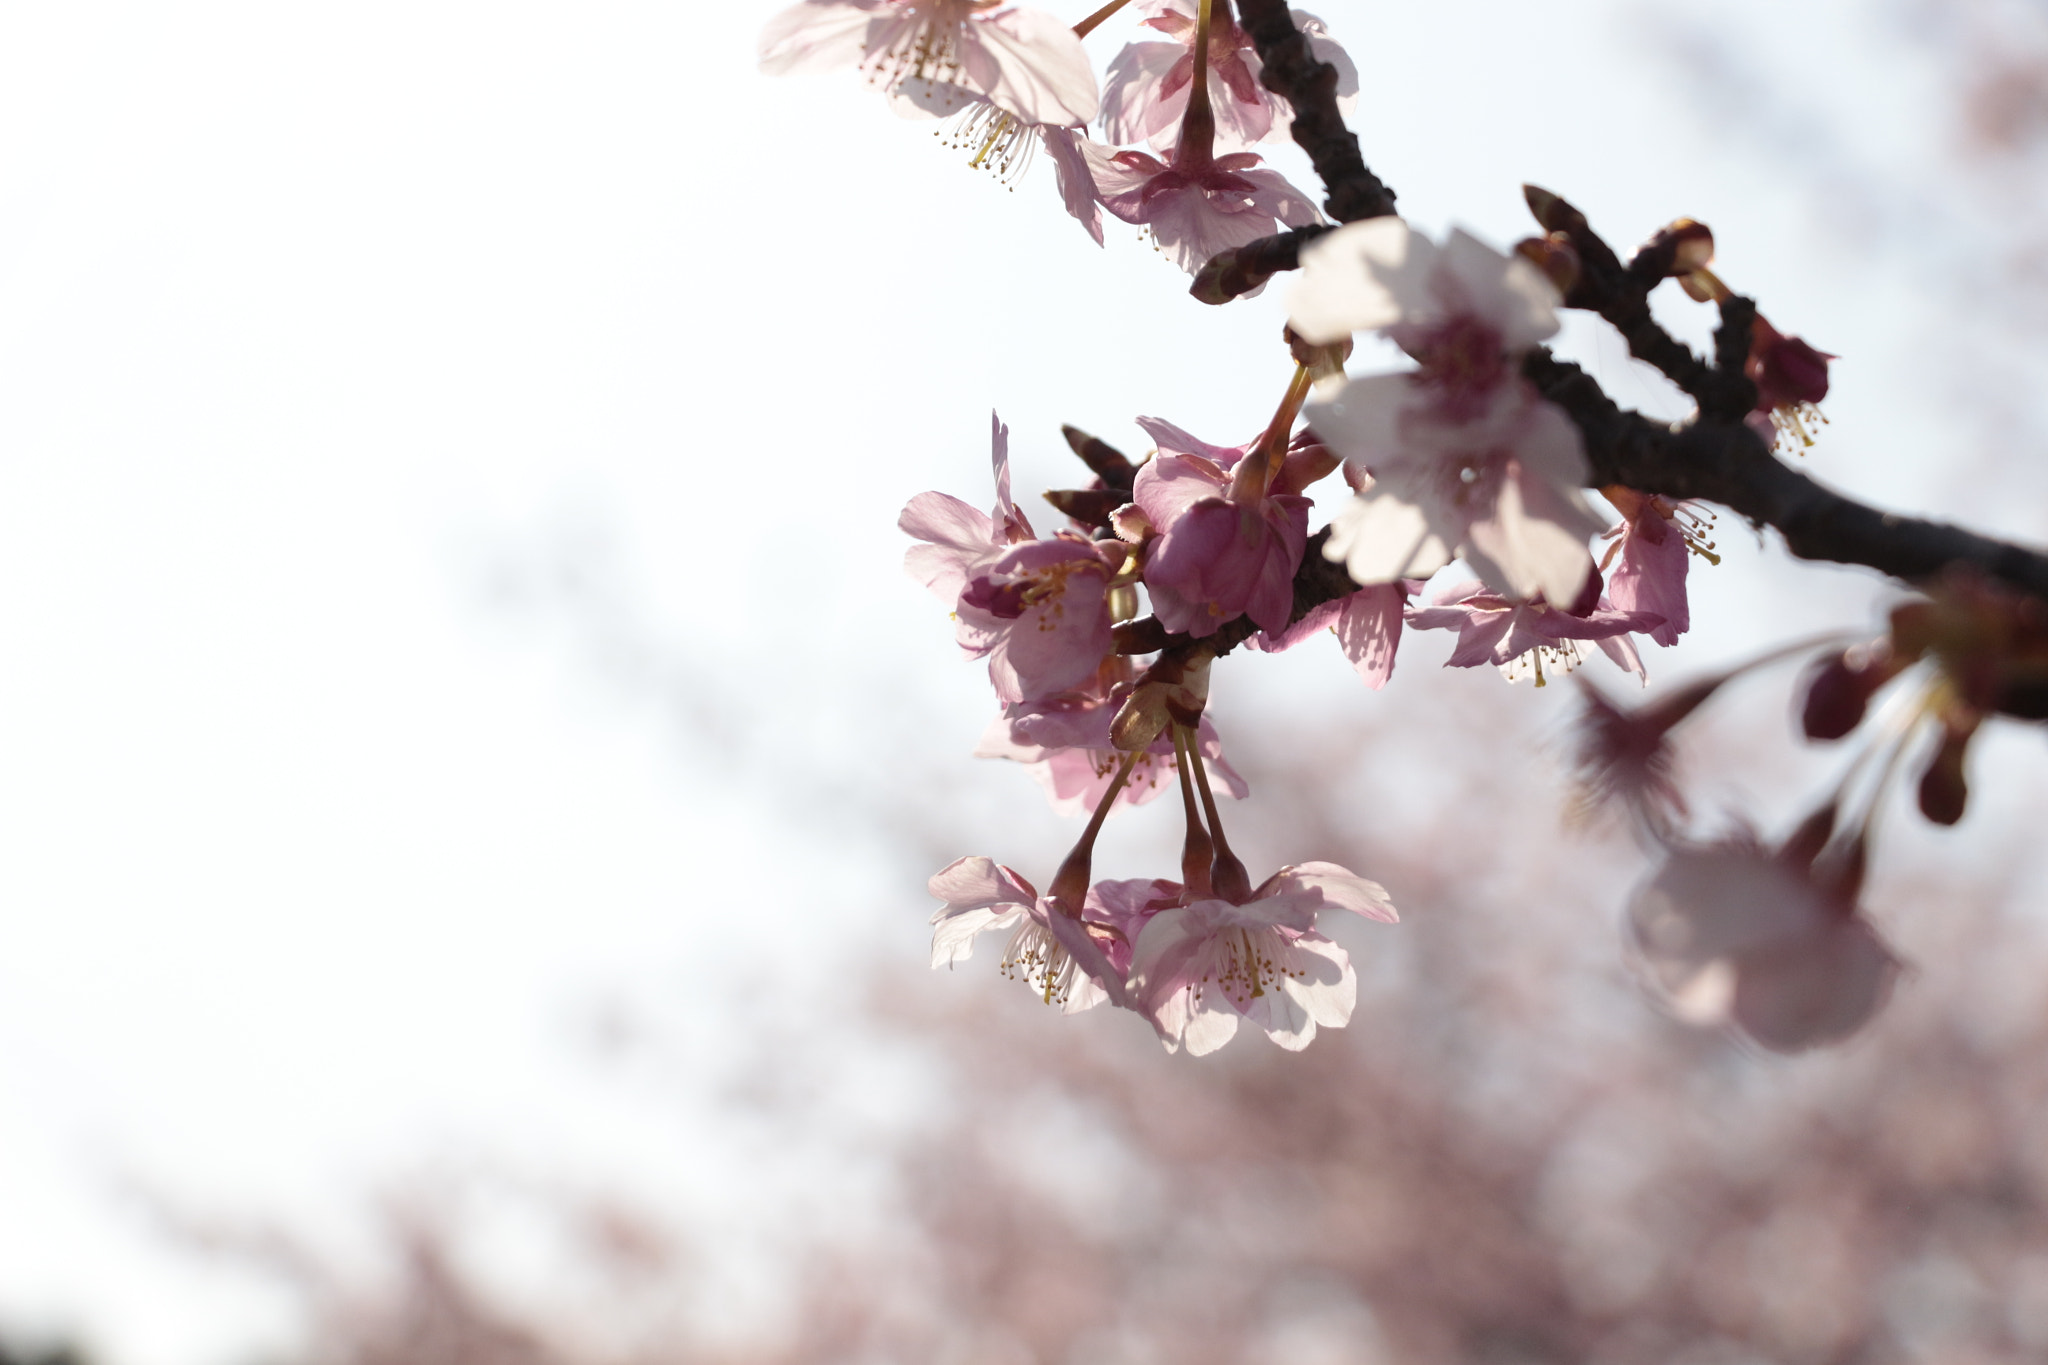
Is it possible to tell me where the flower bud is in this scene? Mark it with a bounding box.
[1916,722,1973,826]
[1800,643,1896,740]
[1513,234,1580,299]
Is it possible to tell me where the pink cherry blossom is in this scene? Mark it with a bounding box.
[1126,416,1311,638]
[1128,862,1397,1055]
[1086,142,1322,278]
[1293,220,1606,606]
[1249,580,1412,688]
[760,0,1099,127]
[901,413,1122,706]
[1600,486,1716,648]
[1744,314,1835,453]
[956,534,1125,704]
[1629,835,1900,1053]
[926,856,1128,1012]
[899,410,1034,607]
[1405,578,1663,686]
[974,657,1247,816]
[1099,1,1357,154]
[1313,381,1609,607]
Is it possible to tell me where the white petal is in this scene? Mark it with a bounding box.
[1436,227,1560,351]
[1273,861,1398,924]
[930,904,1025,968]
[757,0,881,76]
[1243,980,1315,1050]
[1288,217,1432,344]
[1461,469,1596,605]
[967,8,1100,124]
[1282,934,1358,1028]
[1181,1004,1240,1056]
[1325,490,1455,586]
[1302,373,1411,468]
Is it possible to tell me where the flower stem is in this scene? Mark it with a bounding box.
[1071,0,1130,38]
[1231,362,1313,503]
[1171,725,1216,898]
[1187,727,1251,901]
[1048,749,1141,907]
[1175,0,1216,169]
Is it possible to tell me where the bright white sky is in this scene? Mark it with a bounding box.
[0,2,2039,1362]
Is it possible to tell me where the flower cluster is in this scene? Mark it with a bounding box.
[761,0,2048,1065]
[759,0,1331,280]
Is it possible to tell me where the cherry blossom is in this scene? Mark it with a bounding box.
[900,411,1034,607]
[926,856,1129,1012]
[759,0,1099,127]
[1128,862,1397,1055]
[955,534,1126,704]
[1099,1,1357,154]
[902,413,1124,705]
[1287,218,1562,377]
[1628,831,1900,1053]
[1405,578,1662,686]
[1125,416,1311,638]
[1599,486,1717,648]
[1087,141,1322,277]
[1291,220,1607,605]
[976,657,1246,816]
[1249,580,1411,688]
[1313,383,1610,606]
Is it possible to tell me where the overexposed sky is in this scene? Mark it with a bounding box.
[0,3,2039,1361]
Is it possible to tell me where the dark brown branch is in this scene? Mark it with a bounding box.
[1190,225,1334,305]
[1234,0,1396,224]
[1523,348,2048,599]
[1524,185,1755,418]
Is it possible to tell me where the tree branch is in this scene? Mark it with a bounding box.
[1523,349,2048,599]
[1233,0,1396,224]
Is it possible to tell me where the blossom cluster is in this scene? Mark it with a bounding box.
[760,0,1344,276]
[748,0,2041,1062]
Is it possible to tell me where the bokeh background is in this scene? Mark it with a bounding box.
[3,1,2048,1361]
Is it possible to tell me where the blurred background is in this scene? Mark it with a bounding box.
[2,0,2048,1361]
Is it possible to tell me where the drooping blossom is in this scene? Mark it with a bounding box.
[1099,1,1357,154]
[1743,315,1834,454]
[901,414,1124,705]
[1123,416,1311,638]
[1248,580,1412,688]
[1599,486,1717,648]
[1628,829,1900,1053]
[1292,219,1608,605]
[759,0,1099,128]
[1128,862,1397,1055]
[929,100,1106,243]
[1087,140,1322,278]
[1405,577,1662,686]
[975,657,1246,816]
[927,856,1128,1011]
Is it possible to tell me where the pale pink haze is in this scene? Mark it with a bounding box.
[1128,863,1397,1056]
[1406,579,1662,684]
[1086,140,1321,277]
[1294,220,1605,606]
[976,658,1246,816]
[1099,1,1357,154]
[927,857,1128,1012]
[900,413,1122,705]
[1249,580,1412,688]
[1629,838,1900,1053]
[759,0,1100,126]
[1126,416,1311,637]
